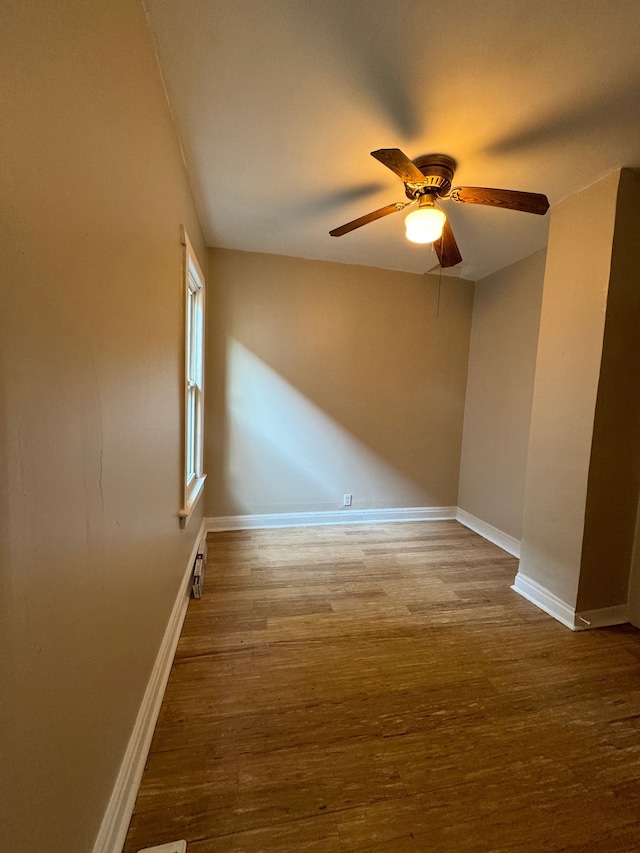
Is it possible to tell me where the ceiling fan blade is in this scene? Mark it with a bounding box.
[329,202,408,237]
[450,187,549,215]
[371,148,426,184]
[434,218,462,268]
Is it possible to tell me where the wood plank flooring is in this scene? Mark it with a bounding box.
[124,521,640,853]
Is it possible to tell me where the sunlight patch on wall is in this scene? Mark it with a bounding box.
[226,339,432,514]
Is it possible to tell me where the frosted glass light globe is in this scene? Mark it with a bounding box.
[405,207,446,244]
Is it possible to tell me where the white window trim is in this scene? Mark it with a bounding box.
[179,226,206,525]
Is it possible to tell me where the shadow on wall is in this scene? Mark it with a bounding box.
[205,251,475,517]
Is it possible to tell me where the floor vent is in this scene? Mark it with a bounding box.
[137,842,186,853]
[191,535,208,599]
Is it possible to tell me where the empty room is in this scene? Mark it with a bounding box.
[3,1,640,852]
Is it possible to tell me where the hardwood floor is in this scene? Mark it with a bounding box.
[124,521,640,853]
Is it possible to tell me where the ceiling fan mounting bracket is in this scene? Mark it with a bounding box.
[404,153,457,200]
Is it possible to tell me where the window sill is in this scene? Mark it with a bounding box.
[179,474,207,528]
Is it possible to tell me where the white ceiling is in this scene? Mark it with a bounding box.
[144,0,640,280]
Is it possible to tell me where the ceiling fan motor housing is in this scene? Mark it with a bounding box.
[404,154,457,200]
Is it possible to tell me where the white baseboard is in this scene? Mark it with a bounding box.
[456,508,521,557]
[512,571,629,631]
[574,604,629,630]
[91,517,206,853]
[511,571,576,629]
[206,506,457,532]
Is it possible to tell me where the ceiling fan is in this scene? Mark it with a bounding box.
[329,149,550,268]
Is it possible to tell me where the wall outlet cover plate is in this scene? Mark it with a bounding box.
[137,843,187,853]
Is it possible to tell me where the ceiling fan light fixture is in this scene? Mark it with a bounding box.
[329,148,549,268]
[405,206,446,244]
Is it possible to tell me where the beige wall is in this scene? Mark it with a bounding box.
[519,171,620,607]
[577,169,640,611]
[0,2,207,851]
[205,249,474,517]
[458,251,546,539]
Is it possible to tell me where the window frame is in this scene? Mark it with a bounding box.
[179,227,206,523]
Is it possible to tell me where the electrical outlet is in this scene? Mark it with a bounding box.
[343,493,352,506]
[137,842,187,853]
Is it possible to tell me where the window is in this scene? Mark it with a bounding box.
[179,227,206,523]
